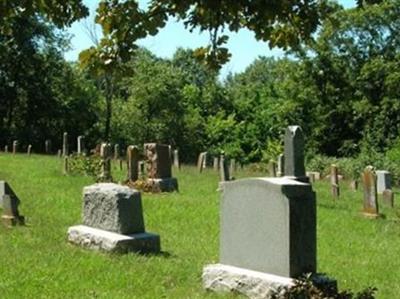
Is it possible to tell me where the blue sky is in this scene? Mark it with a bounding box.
[65,0,356,77]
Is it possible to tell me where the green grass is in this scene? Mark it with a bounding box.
[0,154,399,298]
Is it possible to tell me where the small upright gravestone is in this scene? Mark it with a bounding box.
[98,143,112,182]
[67,183,160,253]
[362,166,379,218]
[127,145,139,182]
[277,154,284,177]
[144,143,178,192]
[229,159,236,179]
[219,153,230,182]
[197,152,207,173]
[330,164,340,199]
[268,160,277,177]
[376,170,391,194]
[45,139,52,154]
[77,136,85,155]
[173,149,180,169]
[4,145,8,153]
[12,140,18,154]
[0,181,25,227]
[382,189,394,207]
[62,132,68,156]
[213,157,219,171]
[27,145,32,155]
[203,126,334,298]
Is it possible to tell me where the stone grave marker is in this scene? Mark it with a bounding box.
[382,189,394,208]
[27,144,32,155]
[219,153,230,182]
[229,159,236,179]
[77,136,85,155]
[144,143,178,192]
[98,143,112,182]
[277,154,284,177]
[45,139,52,154]
[0,181,25,227]
[203,125,335,297]
[330,164,340,198]
[376,170,391,194]
[57,149,62,157]
[197,152,206,173]
[62,132,68,156]
[173,149,180,169]
[67,183,160,253]
[12,140,18,154]
[213,157,219,171]
[4,145,8,153]
[362,166,379,218]
[268,160,277,177]
[306,171,321,181]
[63,156,69,175]
[127,145,139,181]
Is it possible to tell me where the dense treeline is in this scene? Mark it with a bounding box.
[1,1,400,163]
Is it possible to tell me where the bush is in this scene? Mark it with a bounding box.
[68,154,102,178]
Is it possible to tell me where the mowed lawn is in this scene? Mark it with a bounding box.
[0,154,399,298]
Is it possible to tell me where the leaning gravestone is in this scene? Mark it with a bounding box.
[0,181,25,227]
[362,166,379,218]
[144,143,178,192]
[376,170,391,194]
[203,126,335,298]
[67,183,160,253]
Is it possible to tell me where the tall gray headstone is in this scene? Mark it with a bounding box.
[127,145,139,182]
[376,170,391,194]
[67,183,160,253]
[98,143,112,182]
[27,144,32,155]
[362,166,379,217]
[284,126,305,180]
[77,136,85,155]
[62,132,68,156]
[330,164,340,199]
[173,149,180,169]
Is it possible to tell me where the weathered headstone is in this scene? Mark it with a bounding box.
[203,126,334,297]
[45,139,52,154]
[62,132,68,156]
[284,126,306,181]
[268,160,277,177]
[4,145,8,153]
[27,144,32,155]
[349,180,358,191]
[0,181,25,227]
[308,172,316,183]
[203,152,207,169]
[114,144,120,160]
[63,156,69,175]
[77,136,85,155]
[67,183,160,253]
[213,157,219,171]
[173,149,180,169]
[144,143,178,192]
[219,153,230,182]
[362,166,379,218]
[57,149,62,157]
[330,164,340,199]
[382,189,394,208]
[98,143,112,182]
[277,154,284,177]
[127,145,139,182]
[306,171,321,181]
[12,140,18,154]
[197,152,206,173]
[376,170,391,194]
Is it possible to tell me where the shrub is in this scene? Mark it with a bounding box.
[68,154,102,179]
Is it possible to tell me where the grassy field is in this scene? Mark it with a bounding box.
[0,154,399,298]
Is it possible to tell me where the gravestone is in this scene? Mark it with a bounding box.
[127,145,139,181]
[219,153,230,182]
[307,172,316,183]
[98,143,112,182]
[268,160,277,177]
[67,183,160,253]
[277,154,284,177]
[45,139,52,154]
[77,136,85,155]
[144,143,178,192]
[229,159,236,179]
[197,152,206,173]
[62,132,68,156]
[114,144,120,160]
[306,171,321,181]
[27,144,32,155]
[0,181,25,227]
[376,170,391,194]
[362,166,379,218]
[4,145,8,153]
[284,126,307,182]
[382,189,394,208]
[203,125,334,298]
[63,156,69,175]
[173,149,180,169]
[349,180,358,191]
[213,157,219,171]
[57,149,62,157]
[330,164,340,199]
[12,140,18,154]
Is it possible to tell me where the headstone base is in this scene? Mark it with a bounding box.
[203,264,337,299]
[146,178,178,192]
[67,225,160,254]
